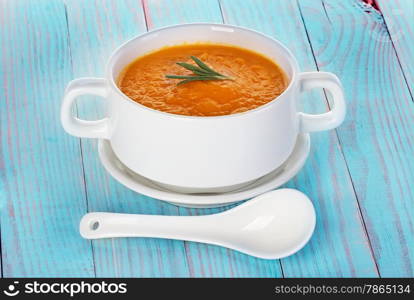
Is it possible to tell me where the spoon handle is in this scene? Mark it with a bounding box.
[80,212,216,241]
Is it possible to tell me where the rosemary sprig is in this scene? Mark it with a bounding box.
[166,56,232,85]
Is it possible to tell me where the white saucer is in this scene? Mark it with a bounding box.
[98,134,310,208]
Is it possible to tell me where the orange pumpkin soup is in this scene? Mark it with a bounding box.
[118,44,288,116]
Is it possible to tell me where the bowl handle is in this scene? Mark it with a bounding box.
[298,72,346,133]
[61,78,110,139]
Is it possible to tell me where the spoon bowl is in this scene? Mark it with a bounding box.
[80,189,316,259]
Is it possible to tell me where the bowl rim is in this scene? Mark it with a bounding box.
[105,22,300,120]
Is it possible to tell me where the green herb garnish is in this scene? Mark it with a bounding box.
[166,56,232,85]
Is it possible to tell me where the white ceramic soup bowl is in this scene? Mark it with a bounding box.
[61,23,345,193]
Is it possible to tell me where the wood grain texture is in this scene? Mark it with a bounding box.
[377,0,414,98]
[299,0,414,277]
[0,0,94,276]
[1,0,412,278]
[144,0,283,278]
[220,0,378,277]
[64,0,190,277]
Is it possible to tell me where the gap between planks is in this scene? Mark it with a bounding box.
[375,1,414,102]
[296,0,381,276]
[63,1,97,278]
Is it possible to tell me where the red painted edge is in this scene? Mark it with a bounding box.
[362,0,381,12]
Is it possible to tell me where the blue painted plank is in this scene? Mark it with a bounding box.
[0,0,94,276]
[144,0,283,277]
[64,0,190,277]
[377,0,414,97]
[143,0,223,28]
[299,0,414,277]
[220,0,378,277]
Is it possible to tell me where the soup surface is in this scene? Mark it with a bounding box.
[118,44,288,116]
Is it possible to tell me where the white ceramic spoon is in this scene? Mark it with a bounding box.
[79,189,316,259]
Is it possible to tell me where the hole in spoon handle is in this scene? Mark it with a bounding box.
[80,212,106,239]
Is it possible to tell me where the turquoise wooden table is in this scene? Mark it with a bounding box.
[0,0,413,278]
